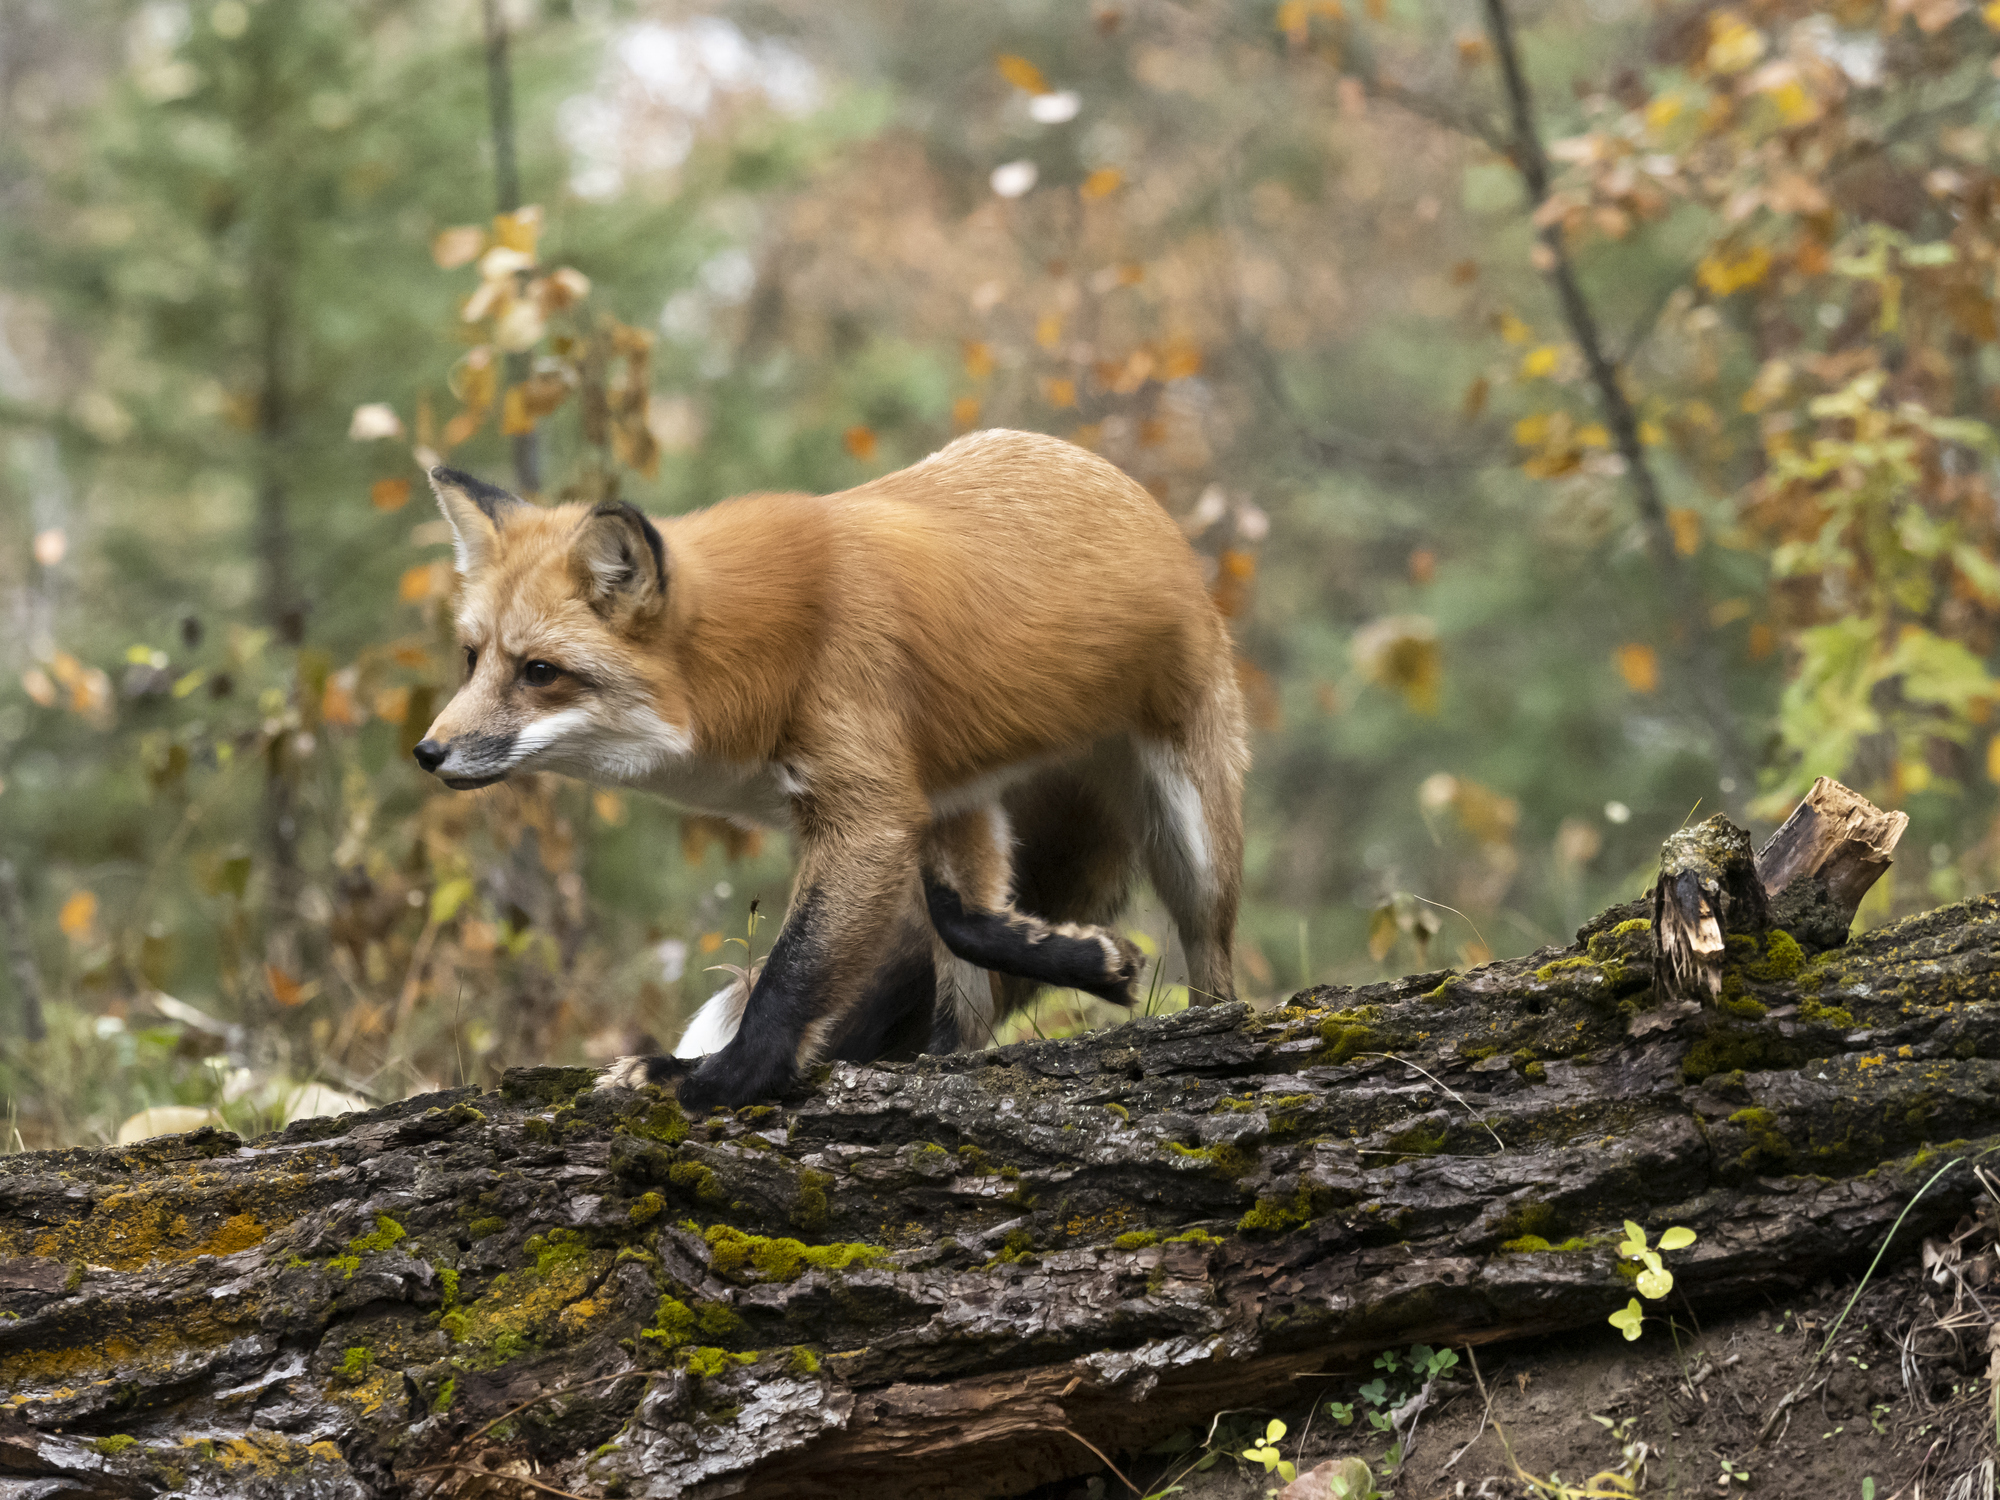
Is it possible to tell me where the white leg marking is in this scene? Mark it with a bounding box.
[673,977,750,1059]
[1139,739,1213,893]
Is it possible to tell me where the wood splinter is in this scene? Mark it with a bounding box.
[1652,776,1908,1003]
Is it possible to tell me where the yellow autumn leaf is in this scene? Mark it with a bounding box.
[844,425,878,460]
[1035,312,1063,350]
[1577,422,1610,447]
[1705,12,1766,74]
[1987,732,2000,782]
[963,340,995,379]
[1615,643,1659,693]
[952,394,982,430]
[399,562,447,603]
[1986,0,2000,26]
[1080,167,1123,200]
[1514,412,1552,446]
[1768,79,1817,127]
[593,790,627,826]
[1041,375,1077,408]
[58,890,97,939]
[492,205,542,257]
[996,53,1049,95]
[1696,245,1771,296]
[1645,94,1684,132]
[370,477,411,512]
[1520,345,1560,379]
[1638,419,1666,446]
[1667,507,1702,555]
[1497,311,1532,344]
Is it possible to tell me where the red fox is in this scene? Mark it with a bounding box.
[414,429,1248,1108]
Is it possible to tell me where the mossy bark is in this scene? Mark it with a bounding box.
[8,887,2000,1498]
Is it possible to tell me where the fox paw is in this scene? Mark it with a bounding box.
[602,1054,691,1091]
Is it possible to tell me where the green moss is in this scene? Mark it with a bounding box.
[1501,1235,1553,1252]
[957,1145,992,1171]
[1165,1228,1224,1246]
[527,1228,591,1279]
[467,1216,505,1240]
[431,1376,456,1414]
[1165,1140,1260,1177]
[1425,975,1458,1002]
[1523,1061,1547,1083]
[1682,1026,1801,1083]
[1729,1107,1794,1172]
[983,1228,1038,1268]
[63,1262,83,1293]
[679,1346,755,1379]
[1611,919,1652,937]
[1385,1119,1449,1160]
[1745,929,1806,982]
[1113,1231,1160,1250]
[702,1225,890,1283]
[1317,1023,1378,1064]
[94,1435,137,1456]
[1534,955,1600,982]
[642,1294,741,1348]
[1715,992,1769,1020]
[1495,1202,1560,1242]
[792,1170,834,1233]
[1103,1102,1130,1122]
[1800,999,1856,1029]
[628,1100,689,1145]
[347,1216,405,1256]
[1237,1184,1336,1234]
[668,1160,727,1205]
[736,1104,777,1124]
[523,1118,553,1144]
[629,1192,666,1227]
[336,1346,373,1382]
[438,1267,460,1310]
[787,1345,821,1376]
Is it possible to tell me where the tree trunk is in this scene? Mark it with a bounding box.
[4,811,1997,1499]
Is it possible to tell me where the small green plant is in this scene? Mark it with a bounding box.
[1326,1457,1383,1499]
[1863,1479,1876,1500]
[1241,1418,1296,1487]
[1607,1220,1697,1341]
[1717,1454,1750,1485]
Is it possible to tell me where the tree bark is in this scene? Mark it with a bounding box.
[5,817,1999,1498]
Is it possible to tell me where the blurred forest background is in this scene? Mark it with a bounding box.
[2,0,1997,1146]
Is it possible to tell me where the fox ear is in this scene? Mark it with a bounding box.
[572,501,667,610]
[428,466,525,574]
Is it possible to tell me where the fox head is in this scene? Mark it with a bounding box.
[412,467,689,790]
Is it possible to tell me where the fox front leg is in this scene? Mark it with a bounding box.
[673,820,920,1111]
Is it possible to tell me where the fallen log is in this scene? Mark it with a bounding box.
[4,805,1999,1500]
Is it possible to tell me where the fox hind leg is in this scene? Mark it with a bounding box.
[1133,691,1246,1006]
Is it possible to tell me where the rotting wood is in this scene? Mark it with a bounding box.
[1755,774,1910,913]
[1653,777,1907,1002]
[1,818,1996,1499]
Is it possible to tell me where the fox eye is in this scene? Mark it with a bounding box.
[464,646,478,674]
[523,659,560,687]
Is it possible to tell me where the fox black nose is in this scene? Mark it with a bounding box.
[412,739,448,773]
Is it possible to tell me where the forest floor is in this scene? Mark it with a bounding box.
[1024,1249,1998,1500]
